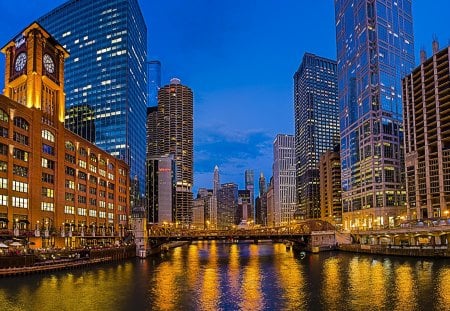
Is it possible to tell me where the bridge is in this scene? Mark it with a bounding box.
[145,220,338,253]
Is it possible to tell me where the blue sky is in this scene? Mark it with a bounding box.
[0,0,449,194]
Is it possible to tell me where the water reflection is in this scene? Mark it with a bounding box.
[0,243,449,311]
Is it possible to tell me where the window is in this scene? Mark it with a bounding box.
[89,198,97,206]
[78,196,86,204]
[12,181,28,193]
[42,144,55,155]
[99,158,106,166]
[65,153,75,164]
[108,202,114,210]
[0,143,7,155]
[42,187,54,198]
[108,213,114,220]
[13,117,29,131]
[42,158,55,169]
[108,173,114,180]
[78,208,87,216]
[78,171,87,180]
[13,148,29,161]
[0,126,7,138]
[13,132,29,145]
[13,165,28,177]
[108,183,115,190]
[99,190,106,198]
[0,109,8,123]
[64,205,75,215]
[65,166,75,176]
[0,161,7,172]
[99,200,106,208]
[42,173,54,184]
[89,187,97,195]
[99,179,107,187]
[99,211,106,218]
[65,193,75,202]
[65,141,75,151]
[79,160,87,169]
[12,196,28,208]
[99,169,106,177]
[79,147,87,157]
[89,175,98,184]
[41,202,54,212]
[0,178,7,189]
[41,130,55,142]
[89,210,97,217]
[65,180,75,189]
[90,153,97,162]
[89,164,97,173]
[78,184,87,192]
[108,163,114,170]
[108,193,114,200]
[0,195,7,206]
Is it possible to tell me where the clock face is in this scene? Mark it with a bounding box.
[43,54,55,74]
[14,52,27,72]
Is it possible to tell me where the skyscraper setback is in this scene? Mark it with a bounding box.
[294,53,339,219]
[335,0,415,229]
[38,0,148,193]
[157,78,194,225]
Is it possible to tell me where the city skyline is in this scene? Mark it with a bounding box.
[0,1,450,194]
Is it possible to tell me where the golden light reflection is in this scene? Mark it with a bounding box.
[199,241,219,310]
[393,265,417,310]
[322,257,342,311]
[228,243,241,299]
[240,244,263,310]
[187,243,200,286]
[436,268,450,306]
[273,243,305,309]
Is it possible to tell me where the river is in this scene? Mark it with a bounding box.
[0,241,449,311]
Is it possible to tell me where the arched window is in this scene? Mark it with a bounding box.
[0,109,8,123]
[41,129,55,142]
[108,163,114,170]
[65,141,75,151]
[90,153,97,162]
[13,117,29,131]
[99,158,106,166]
[79,147,87,157]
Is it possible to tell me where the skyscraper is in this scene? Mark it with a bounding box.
[294,53,339,219]
[148,60,161,107]
[157,78,194,226]
[217,183,238,229]
[244,169,255,221]
[38,0,148,194]
[403,42,450,220]
[335,0,414,229]
[273,134,297,226]
[319,148,342,226]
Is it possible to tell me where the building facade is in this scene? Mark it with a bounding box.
[148,60,161,107]
[244,169,255,222]
[335,0,415,229]
[157,78,193,226]
[146,155,176,224]
[38,0,147,194]
[403,43,450,220]
[0,23,130,249]
[255,172,267,225]
[319,148,342,226]
[217,183,238,229]
[294,53,339,219]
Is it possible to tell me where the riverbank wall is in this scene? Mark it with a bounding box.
[339,244,450,258]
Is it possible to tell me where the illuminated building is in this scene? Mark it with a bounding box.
[266,177,274,227]
[319,147,342,225]
[146,155,176,224]
[294,53,338,219]
[244,169,255,221]
[38,0,147,194]
[217,183,238,229]
[65,104,95,142]
[237,189,251,225]
[255,172,267,225]
[273,134,297,226]
[335,0,415,229]
[157,78,193,226]
[148,60,161,107]
[146,106,158,159]
[192,197,205,229]
[403,42,450,220]
[0,23,130,248]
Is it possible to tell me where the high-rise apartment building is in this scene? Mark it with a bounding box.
[148,60,161,107]
[244,169,254,221]
[319,148,342,226]
[157,78,193,226]
[146,106,158,159]
[294,53,339,219]
[335,0,414,229]
[273,134,297,226]
[38,0,148,194]
[403,42,450,220]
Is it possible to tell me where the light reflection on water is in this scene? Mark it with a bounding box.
[0,243,449,311]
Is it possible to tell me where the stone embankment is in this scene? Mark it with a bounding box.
[339,244,450,258]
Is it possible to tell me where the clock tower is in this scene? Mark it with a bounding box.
[1,22,69,124]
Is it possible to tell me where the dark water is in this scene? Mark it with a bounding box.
[0,241,449,311]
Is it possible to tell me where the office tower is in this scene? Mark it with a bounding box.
[244,169,255,222]
[319,147,342,226]
[157,78,194,226]
[255,172,267,225]
[38,0,148,194]
[64,104,95,142]
[266,177,274,227]
[148,60,161,107]
[0,23,130,248]
[259,172,266,197]
[294,53,339,219]
[403,42,450,220]
[237,190,251,225]
[213,165,220,195]
[146,155,176,224]
[335,0,414,229]
[196,188,215,229]
[146,106,158,159]
[217,183,238,229]
[192,197,205,229]
[273,134,297,226]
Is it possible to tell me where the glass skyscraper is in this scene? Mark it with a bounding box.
[294,53,339,219]
[147,60,161,107]
[334,0,414,229]
[38,0,148,193]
